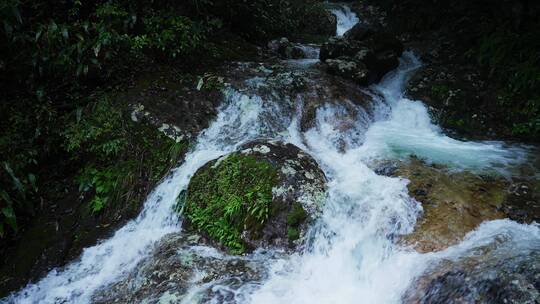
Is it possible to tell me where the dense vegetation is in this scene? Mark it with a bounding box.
[0,0,328,238]
[476,27,540,137]
[0,0,205,238]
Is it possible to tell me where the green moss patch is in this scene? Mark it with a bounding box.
[184,154,278,254]
[286,203,307,242]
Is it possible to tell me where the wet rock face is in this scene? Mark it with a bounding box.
[298,8,337,41]
[268,37,307,59]
[221,61,377,140]
[183,140,327,253]
[501,179,540,224]
[380,155,540,253]
[404,241,540,304]
[318,10,338,38]
[125,66,222,141]
[385,157,508,252]
[93,232,265,304]
[325,58,369,84]
[320,23,403,85]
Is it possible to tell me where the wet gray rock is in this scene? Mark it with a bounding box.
[501,180,540,224]
[268,37,306,59]
[404,240,540,304]
[325,57,369,84]
[320,23,403,85]
[320,37,366,60]
[93,232,265,304]
[239,140,327,219]
[405,65,497,140]
[125,66,222,141]
[220,61,377,139]
[298,8,337,40]
[390,157,507,253]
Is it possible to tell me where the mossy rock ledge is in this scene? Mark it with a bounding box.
[181,140,327,254]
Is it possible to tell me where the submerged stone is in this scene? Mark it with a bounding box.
[181,140,327,253]
[384,157,508,252]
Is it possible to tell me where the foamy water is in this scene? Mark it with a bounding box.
[3,90,292,304]
[332,4,359,36]
[234,53,535,304]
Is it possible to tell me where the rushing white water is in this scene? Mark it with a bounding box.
[4,8,537,303]
[3,90,291,304]
[358,55,530,173]
[332,4,360,36]
[233,54,535,304]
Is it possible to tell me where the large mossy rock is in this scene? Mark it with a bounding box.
[182,140,327,253]
[320,23,403,85]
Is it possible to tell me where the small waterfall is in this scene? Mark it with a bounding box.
[332,4,360,36]
[359,54,529,173]
[2,88,293,304]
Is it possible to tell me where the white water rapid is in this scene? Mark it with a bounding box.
[332,4,360,36]
[3,90,292,304]
[231,53,536,304]
[4,6,539,304]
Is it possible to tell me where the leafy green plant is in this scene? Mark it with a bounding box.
[63,98,127,158]
[77,165,122,213]
[0,100,44,237]
[196,73,225,91]
[183,154,278,254]
[431,84,450,100]
[0,162,37,236]
[286,202,307,241]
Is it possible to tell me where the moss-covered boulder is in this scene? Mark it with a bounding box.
[181,140,327,254]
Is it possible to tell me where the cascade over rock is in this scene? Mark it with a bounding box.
[93,232,263,303]
[220,60,376,138]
